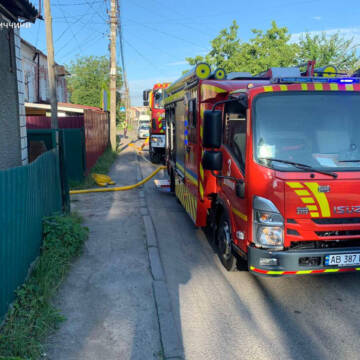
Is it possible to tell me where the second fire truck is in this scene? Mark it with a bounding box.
[165,62,360,277]
[143,82,170,163]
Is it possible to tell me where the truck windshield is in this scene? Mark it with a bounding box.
[154,89,163,109]
[253,92,360,172]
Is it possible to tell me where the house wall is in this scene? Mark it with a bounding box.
[0,13,23,169]
[21,41,68,104]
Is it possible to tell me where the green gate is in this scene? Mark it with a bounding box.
[27,128,86,183]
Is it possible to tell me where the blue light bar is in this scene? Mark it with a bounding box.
[273,77,360,84]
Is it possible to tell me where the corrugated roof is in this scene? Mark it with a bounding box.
[0,0,38,22]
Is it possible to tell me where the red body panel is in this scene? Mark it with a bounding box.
[150,83,170,136]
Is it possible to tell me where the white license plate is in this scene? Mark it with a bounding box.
[325,253,360,267]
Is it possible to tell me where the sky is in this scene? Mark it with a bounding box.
[21,0,360,106]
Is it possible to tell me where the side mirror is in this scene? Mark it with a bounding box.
[202,150,222,171]
[203,110,222,148]
[235,181,245,198]
[143,90,148,101]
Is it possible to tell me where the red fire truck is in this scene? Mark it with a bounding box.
[165,62,360,276]
[143,83,170,163]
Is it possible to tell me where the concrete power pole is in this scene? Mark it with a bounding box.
[43,0,58,131]
[109,0,117,150]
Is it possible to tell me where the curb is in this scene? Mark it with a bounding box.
[136,156,184,360]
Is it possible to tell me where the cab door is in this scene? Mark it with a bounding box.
[221,106,248,252]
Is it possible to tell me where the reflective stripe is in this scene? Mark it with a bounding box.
[264,86,273,92]
[314,83,323,91]
[232,208,248,221]
[301,197,315,204]
[305,182,330,217]
[286,182,303,189]
[295,189,310,196]
[250,266,360,276]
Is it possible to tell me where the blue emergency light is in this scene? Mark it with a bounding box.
[273,77,360,84]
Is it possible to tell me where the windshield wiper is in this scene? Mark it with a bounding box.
[260,158,338,178]
[338,159,360,163]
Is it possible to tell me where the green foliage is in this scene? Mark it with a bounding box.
[70,147,118,189]
[67,56,122,108]
[0,214,88,360]
[186,20,360,74]
[297,32,359,72]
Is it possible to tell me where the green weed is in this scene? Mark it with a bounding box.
[70,146,118,189]
[0,214,88,359]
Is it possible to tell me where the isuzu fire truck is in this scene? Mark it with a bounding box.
[143,83,170,163]
[164,62,360,276]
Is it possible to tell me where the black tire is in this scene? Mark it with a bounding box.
[217,211,238,272]
[149,143,161,164]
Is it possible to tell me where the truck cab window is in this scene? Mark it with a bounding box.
[225,104,247,171]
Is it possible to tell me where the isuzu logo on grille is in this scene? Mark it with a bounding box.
[333,206,360,214]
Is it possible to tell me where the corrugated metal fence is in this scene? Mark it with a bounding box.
[27,110,109,176]
[0,150,62,319]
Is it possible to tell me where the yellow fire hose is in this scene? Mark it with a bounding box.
[70,166,166,195]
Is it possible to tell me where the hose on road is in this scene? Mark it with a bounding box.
[70,165,166,195]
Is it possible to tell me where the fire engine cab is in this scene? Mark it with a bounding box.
[165,62,360,276]
[143,83,170,163]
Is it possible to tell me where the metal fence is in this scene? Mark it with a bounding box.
[0,150,62,319]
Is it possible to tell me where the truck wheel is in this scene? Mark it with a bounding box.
[217,212,238,271]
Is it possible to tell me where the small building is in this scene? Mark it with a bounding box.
[0,0,38,169]
[21,38,69,104]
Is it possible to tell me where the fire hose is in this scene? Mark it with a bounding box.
[70,166,166,194]
[70,137,166,195]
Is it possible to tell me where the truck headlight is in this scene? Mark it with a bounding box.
[253,196,284,250]
[152,137,158,142]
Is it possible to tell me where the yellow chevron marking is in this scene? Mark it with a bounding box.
[264,86,273,92]
[199,164,204,181]
[314,83,323,91]
[295,189,310,196]
[279,85,288,91]
[346,84,354,91]
[268,271,285,275]
[310,212,320,217]
[306,205,318,211]
[324,269,340,273]
[201,84,227,98]
[301,197,315,204]
[296,270,313,274]
[232,208,248,221]
[199,182,204,199]
[301,84,308,91]
[330,83,338,91]
[305,182,330,217]
[286,182,303,189]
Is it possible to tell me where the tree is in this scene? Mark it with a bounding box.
[186,20,243,73]
[66,56,122,108]
[186,21,359,74]
[297,32,359,72]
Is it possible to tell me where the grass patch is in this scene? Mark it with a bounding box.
[70,146,118,189]
[0,213,89,360]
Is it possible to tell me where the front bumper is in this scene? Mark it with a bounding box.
[248,245,360,276]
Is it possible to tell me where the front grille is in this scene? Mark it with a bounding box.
[316,230,360,237]
[287,228,300,235]
[312,217,360,225]
[290,239,360,250]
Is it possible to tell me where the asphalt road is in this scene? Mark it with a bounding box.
[139,152,360,360]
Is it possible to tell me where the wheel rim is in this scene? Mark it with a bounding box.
[219,221,232,261]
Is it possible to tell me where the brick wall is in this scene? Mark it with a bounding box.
[14,29,28,165]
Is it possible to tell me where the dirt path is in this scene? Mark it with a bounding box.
[46,135,162,360]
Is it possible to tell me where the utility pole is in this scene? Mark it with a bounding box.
[43,0,58,132]
[109,0,117,150]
